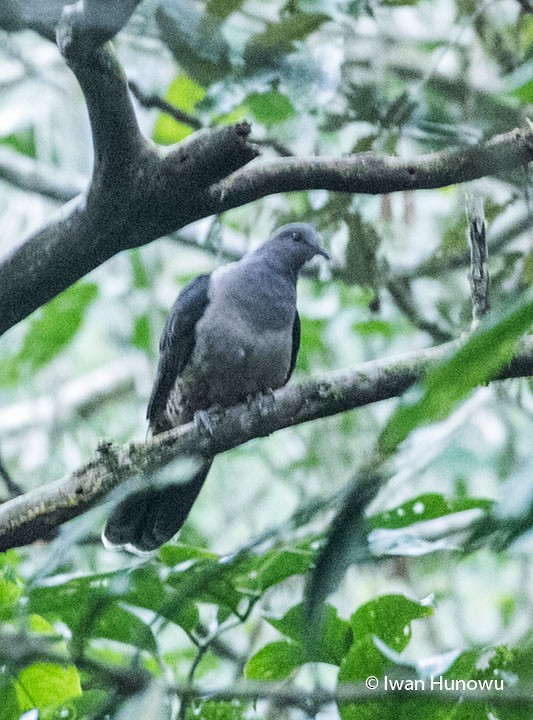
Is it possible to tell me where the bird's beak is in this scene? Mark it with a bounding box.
[316,247,330,260]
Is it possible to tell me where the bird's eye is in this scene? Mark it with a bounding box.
[293,233,304,243]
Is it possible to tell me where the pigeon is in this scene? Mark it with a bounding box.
[103,223,328,552]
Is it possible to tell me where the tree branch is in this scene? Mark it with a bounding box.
[0,1,259,336]
[0,358,143,436]
[394,209,531,281]
[1,336,533,552]
[128,80,203,130]
[194,127,533,217]
[466,195,490,326]
[2,123,532,337]
[0,146,84,202]
[0,0,142,41]
[169,678,533,711]
[0,1,66,39]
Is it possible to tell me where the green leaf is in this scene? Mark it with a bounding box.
[0,576,22,620]
[206,0,245,18]
[267,603,352,665]
[16,662,81,713]
[0,676,19,720]
[296,317,330,372]
[338,635,390,684]
[510,80,533,102]
[352,320,395,338]
[156,1,231,85]
[233,546,313,594]
[93,603,157,653]
[132,313,151,351]
[247,89,295,127]
[244,12,329,72]
[125,566,200,632]
[70,689,110,720]
[153,74,206,145]
[0,281,97,387]
[0,128,36,157]
[165,558,247,614]
[379,294,533,456]
[245,640,305,680]
[30,566,199,640]
[252,548,313,592]
[369,493,493,530]
[338,596,432,720]
[130,249,150,289]
[30,574,113,645]
[350,595,432,654]
[159,543,218,566]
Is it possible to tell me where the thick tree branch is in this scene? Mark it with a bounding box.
[0,1,259,336]
[1,123,532,337]
[1,2,532,339]
[1,336,533,552]
[194,127,533,216]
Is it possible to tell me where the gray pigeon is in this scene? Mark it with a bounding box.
[103,223,328,552]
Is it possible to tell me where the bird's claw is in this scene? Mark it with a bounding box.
[248,389,276,417]
[193,406,224,436]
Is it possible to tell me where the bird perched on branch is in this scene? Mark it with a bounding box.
[103,223,328,553]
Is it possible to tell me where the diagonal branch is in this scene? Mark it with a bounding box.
[0,2,259,337]
[2,124,532,337]
[1,4,533,344]
[1,336,533,552]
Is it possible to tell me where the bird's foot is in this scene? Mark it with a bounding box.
[193,406,224,436]
[248,388,276,417]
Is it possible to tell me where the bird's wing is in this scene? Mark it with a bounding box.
[147,273,211,429]
[287,310,300,381]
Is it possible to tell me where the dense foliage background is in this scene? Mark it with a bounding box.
[1,0,533,718]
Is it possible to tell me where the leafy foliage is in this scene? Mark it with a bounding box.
[2,0,533,718]
[0,281,97,387]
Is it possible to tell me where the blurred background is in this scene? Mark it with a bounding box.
[0,1,533,718]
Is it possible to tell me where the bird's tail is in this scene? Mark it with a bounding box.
[103,460,213,553]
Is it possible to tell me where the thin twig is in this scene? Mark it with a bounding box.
[0,453,23,499]
[253,137,294,157]
[128,81,294,157]
[169,678,533,710]
[128,80,203,130]
[394,209,531,281]
[387,277,453,342]
[178,597,258,718]
[466,195,490,327]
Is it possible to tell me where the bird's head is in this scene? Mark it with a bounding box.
[263,223,329,271]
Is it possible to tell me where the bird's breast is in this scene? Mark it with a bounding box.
[177,300,292,411]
